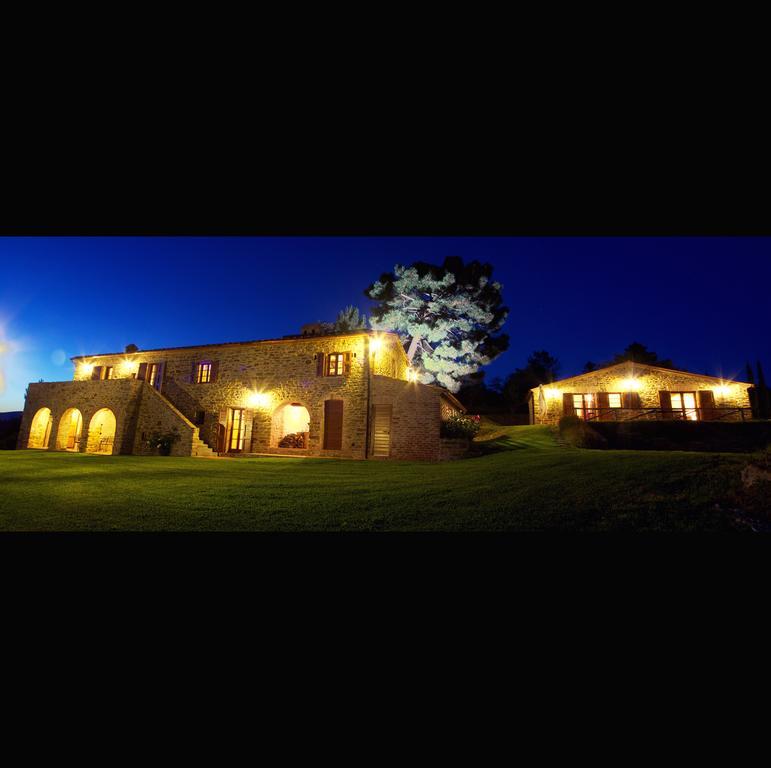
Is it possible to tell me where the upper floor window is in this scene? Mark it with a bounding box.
[327,353,344,376]
[104,366,114,380]
[197,362,212,383]
[147,363,159,386]
[607,393,622,408]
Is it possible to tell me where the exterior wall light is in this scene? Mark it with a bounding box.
[369,337,383,354]
[247,391,272,409]
[80,363,94,377]
[407,368,418,383]
[621,378,641,392]
[714,384,731,397]
[545,388,560,399]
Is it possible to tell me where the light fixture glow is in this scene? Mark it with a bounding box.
[714,384,731,397]
[407,368,418,383]
[246,391,272,409]
[80,363,94,376]
[621,378,641,392]
[545,388,560,400]
[370,337,383,353]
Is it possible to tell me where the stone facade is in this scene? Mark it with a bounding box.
[18,330,465,461]
[530,361,753,425]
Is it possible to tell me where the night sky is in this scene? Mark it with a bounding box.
[1,237,769,411]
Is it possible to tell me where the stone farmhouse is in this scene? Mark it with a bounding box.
[530,361,753,425]
[18,328,466,461]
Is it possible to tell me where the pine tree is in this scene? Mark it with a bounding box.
[746,362,755,385]
[333,305,367,332]
[746,361,758,418]
[365,257,509,393]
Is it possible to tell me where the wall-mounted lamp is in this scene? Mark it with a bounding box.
[369,337,383,353]
[246,391,272,409]
[545,388,560,400]
[80,363,94,376]
[621,378,641,392]
[407,368,418,383]
[714,384,731,397]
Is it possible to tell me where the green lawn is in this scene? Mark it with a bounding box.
[0,425,755,531]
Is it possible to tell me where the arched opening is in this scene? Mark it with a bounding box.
[86,408,117,454]
[271,402,310,448]
[56,408,84,451]
[27,407,53,449]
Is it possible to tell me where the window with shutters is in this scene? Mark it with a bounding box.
[104,366,114,380]
[196,362,212,383]
[147,363,159,386]
[327,353,344,376]
[607,393,622,409]
[670,391,698,421]
[572,394,595,420]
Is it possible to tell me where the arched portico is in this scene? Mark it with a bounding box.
[270,401,311,449]
[56,408,83,451]
[27,407,53,449]
[86,408,117,454]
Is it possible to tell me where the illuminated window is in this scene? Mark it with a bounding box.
[104,366,114,380]
[670,391,698,421]
[572,394,595,419]
[607,393,622,408]
[327,353,344,376]
[227,407,245,452]
[196,362,212,383]
[147,363,158,386]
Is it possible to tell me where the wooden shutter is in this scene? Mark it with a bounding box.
[372,405,392,457]
[137,362,148,381]
[242,410,253,452]
[157,361,166,392]
[210,360,219,383]
[596,392,609,421]
[191,361,198,384]
[316,352,325,377]
[698,390,715,421]
[562,392,574,416]
[91,366,102,380]
[343,352,352,375]
[323,400,343,450]
[659,391,673,419]
[623,392,641,410]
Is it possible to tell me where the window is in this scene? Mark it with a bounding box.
[670,391,698,421]
[572,393,595,420]
[227,407,245,451]
[327,353,344,376]
[607,393,622,408]
[104,366,114,380]
[147,363,158,386]
[196,362,212,383]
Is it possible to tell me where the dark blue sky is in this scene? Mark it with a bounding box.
[1,237,769,410]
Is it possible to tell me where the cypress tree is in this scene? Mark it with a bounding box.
[746,362,757,417]
[757,360,770,419]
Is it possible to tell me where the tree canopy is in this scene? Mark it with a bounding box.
[333,305,367,332]
[365,256,509,392]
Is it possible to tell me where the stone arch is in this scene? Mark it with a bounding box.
[27,407,53,449]
[270,401,311,448]
[86,407,117,454]
[55,408,84,451]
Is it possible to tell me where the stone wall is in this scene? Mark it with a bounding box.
[531,362,753,425]
[440,438,470,461]
[16,379,197,456]
[65,331,407,458]
[371,376,444,460]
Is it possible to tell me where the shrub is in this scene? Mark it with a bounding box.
[441,414,481,439]
[558,415,607,449]
[145,429,181,456]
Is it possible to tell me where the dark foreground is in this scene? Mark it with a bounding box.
[0,426,763,531]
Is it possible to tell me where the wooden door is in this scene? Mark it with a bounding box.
[226,408,245,452]
[323,400,343,450]
[372,405,392,458]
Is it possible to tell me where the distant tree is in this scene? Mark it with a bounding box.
[456,371,505,414]
[503,350,561,415]
[746,362,755,385]
[583,361,598,373]
[746,361,758,418]
[612,342,674,369]
[365,256,509,393]
[125,343,139,353]
[757,360,770,419]
[333,305,368,332]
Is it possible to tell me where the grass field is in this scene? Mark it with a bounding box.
[0,424,758,531]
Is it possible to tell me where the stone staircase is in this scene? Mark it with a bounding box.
[191,434,217,458]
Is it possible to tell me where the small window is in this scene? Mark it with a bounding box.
[327,353,344,376]
[104,366,114,380]
[607,393,622,408]
[196,362,212,383]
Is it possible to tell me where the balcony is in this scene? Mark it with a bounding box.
[581,407,753,423]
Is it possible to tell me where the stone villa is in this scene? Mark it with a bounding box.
[18,328,466,461]
[530,361,753,425]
